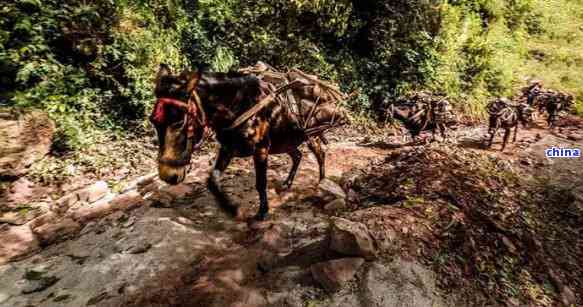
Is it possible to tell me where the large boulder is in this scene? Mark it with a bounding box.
[257,211,331,270]
[0,109,54,178]
[317,179,347,201]
[330,217,376,260]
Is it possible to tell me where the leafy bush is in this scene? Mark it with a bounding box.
[0,0,186,150]
[1,0,579,152]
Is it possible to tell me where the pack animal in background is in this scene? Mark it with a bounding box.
[431,98,456,140]
[516,80,575,127]
[485,98,534,151]
[544,91,574,127]
[383,91,458,142]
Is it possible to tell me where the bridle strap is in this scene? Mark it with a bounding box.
[156,97,189,110]
[188,90,207,127]
[185,73,208,134]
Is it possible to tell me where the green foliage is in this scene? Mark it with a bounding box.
[425,0,536,115]
[0,0,186,150]
[515,0,583,115]
[0,0,580,152]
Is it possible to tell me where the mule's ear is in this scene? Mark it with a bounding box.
[176,69,188,84]
[154,64,172,96]
[157,64,172,78]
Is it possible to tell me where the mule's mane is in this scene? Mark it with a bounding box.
[198,72,264,111]
[201,71,246,79]
[200,72,260,90]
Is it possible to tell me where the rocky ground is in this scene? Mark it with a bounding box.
[1,112,582,307]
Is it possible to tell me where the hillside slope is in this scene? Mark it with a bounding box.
[1,115,582,306]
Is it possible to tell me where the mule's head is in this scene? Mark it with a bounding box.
[150,64,206,185]
[435,99,459,129]
[562,93,575,110]
[434,99,451,115]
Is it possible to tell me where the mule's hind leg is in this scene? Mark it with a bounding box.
[512,124,518,143]
[281,148,302,191]
[253,147,269,221]
[439,123,447,142]
[307,137,326,181]
[207,148,237,216]
[501,128,511,151]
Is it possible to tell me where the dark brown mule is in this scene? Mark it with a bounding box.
[150,64,348,221]
[485,99,534,151]
[385,99,457,142]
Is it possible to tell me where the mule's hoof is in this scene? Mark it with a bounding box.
[227,206,239,217]
[253,211,269,221]
[280,182,292,191]
[218,202,238,217]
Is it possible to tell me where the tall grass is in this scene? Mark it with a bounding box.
[426,1,535,117]
[516,0,583,114]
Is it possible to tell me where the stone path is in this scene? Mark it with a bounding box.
[1,115,582,306]
[3,141,442,307]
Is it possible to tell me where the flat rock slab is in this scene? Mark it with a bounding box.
[0,207,219,307]
[311,258,365,292]
[327,260,447,307]
[0,225,40,265]
[0,138,458,307]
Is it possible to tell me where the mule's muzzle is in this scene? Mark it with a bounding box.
[158,163,188,185]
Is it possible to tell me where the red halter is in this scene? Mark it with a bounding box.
[151,74,208,140]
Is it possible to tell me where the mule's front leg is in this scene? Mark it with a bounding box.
[253,148,269,221]
[207,148,237,216]
[487,124,498,148]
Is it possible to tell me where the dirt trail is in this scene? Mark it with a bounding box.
[0,133,398,307]
[1,116,582,307]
